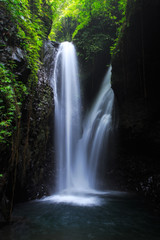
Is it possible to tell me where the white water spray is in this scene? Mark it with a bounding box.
[51,42,114,195]
[52,42,81,192]
[74,66,114,190]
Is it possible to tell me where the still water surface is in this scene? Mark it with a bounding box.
[1,191,160,240]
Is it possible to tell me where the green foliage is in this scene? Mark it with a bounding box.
[49,0,69,40]
[3,0,52,82]
[50,0,126,61]
[0,174,3,177]
[74,19,114,62]
[110,0,128,56]
[0,63,28,143]
[49,0,129,61]
[50,0,121,40]
[0,0,54,144]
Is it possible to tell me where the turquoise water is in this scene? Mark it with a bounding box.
[1,192,160,240]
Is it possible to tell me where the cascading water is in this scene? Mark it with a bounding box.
[51,41,115,196]
[75,66,114,190]
[52,42,81,193]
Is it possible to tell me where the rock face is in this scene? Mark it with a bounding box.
[15,63,55,201]
[111,0,160,208]
[11,40,58,202]
[0,4,30,81]
[0,3,56,220]
[18,40,59,201]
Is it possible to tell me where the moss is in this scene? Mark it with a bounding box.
[0,0,53,144]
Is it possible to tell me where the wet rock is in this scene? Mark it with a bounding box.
[111,0,160,208]
[11,47,24,62]
[0,174,10,222]
[0,4,54,205]
[13,63,55,201]
[51,41,60,48]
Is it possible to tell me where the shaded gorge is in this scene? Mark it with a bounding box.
[1,41,160,240]
[1,1,160,238]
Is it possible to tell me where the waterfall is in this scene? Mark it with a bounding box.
[75,66,114,190]
[52,42,81,193]
[51,41,114,195]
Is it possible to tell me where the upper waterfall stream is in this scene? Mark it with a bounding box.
[49,41,115,203]
[51,42,82,193]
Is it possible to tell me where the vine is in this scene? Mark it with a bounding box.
[0,63,27,143]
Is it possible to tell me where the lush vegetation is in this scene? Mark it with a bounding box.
[50,0,127,40]
[49,0,127,61]
[0,0,128,145]
[0,0,54,144]
[0,63,26,143]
